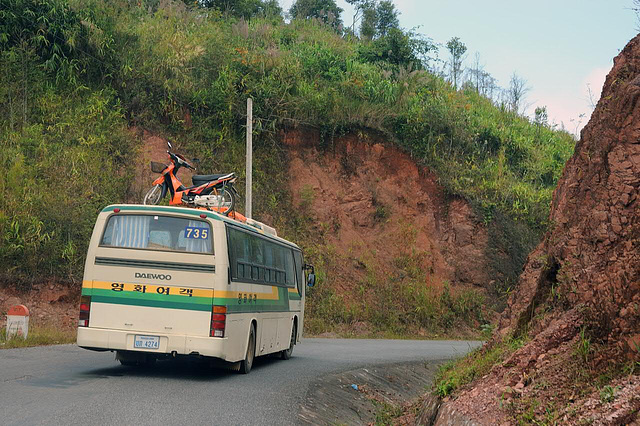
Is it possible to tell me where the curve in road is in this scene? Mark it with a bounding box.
[0,338,480,425]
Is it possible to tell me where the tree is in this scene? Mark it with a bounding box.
[534,105,548,138]
[408,31,438,71]
[479,70,498,99]
[199,0,282,19]
[359,4,376,39]
[357,27,424,69]
[446,37,466,90]
[345,0,373,34]
[289,0,343,30]
[349,0,399,40]
[506,72,530,114]
[534,106,548,127]
[467,52,483,92]
[375,0,399,37]
[465,52,498,99]
[260,0,283,18]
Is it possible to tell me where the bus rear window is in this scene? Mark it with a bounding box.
[100,214,213,254]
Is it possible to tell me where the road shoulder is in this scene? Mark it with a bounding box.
[298,360,447,425]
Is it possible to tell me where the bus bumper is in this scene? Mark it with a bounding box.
[77,327,229,360]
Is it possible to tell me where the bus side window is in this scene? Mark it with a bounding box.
[227,225,300,288]
[293,251,303,296]
[284,249,295,287]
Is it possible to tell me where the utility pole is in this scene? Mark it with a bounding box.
[245,98,253,220]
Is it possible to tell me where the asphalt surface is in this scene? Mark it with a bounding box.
[0,338,480,425]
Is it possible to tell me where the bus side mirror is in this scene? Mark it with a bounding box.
[304,263,315,287]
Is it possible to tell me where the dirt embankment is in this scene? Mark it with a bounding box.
[0,283,79,333]
[435,35,640,425]
[0,129,189,335]
[283,130,499,335]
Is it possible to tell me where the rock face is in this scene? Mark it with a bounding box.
[434,35,640,425]
[499,35,640,353]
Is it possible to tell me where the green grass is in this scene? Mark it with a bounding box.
[434,335,527,397]
[575,326,592,364]
[0,326,76,349]
[304,328,483,340]
[373,400,404,425]
[303,252,487,337]
[599,385,619,404]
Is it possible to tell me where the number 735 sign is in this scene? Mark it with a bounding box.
[185,227,209,239]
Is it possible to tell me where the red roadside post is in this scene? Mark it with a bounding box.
[6,305,30,339]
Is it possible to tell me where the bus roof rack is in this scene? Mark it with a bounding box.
[200,207,277,237]
[245,218,277,237]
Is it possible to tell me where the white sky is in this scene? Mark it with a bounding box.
[279,0,638,134]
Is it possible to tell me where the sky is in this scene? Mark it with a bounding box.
[278,0,638,134]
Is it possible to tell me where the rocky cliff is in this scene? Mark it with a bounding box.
[435,35,640,425]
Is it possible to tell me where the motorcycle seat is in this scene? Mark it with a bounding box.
[192,173,235,186]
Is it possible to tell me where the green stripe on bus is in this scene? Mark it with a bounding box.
[85,288,212,311]
[84,286,297,313]
[86,288,212,304]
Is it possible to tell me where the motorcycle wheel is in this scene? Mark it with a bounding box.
[219,187,236,216]
[143,184,162,205]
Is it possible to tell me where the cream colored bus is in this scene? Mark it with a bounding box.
[77,204,314,373]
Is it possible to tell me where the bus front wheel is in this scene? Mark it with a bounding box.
[239,325,256,374]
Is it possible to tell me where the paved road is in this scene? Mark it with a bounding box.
[0,339,480,425]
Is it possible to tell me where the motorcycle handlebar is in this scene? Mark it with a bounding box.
[167,149,196,170]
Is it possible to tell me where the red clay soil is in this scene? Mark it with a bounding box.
[435,35,640,425]
[0,283,80,335]
[283,129,495,335]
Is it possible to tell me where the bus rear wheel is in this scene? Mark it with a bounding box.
[281,323,296,360]
[116,351,156,367]
[239,325,256,374]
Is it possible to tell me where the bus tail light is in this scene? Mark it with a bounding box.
[79,295,91,327]
[210,306,226,338]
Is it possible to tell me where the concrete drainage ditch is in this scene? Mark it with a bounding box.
[298,360,447,425]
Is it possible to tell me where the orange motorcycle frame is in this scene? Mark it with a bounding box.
[152,159,233,206]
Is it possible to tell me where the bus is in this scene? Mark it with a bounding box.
[77,204,315,373]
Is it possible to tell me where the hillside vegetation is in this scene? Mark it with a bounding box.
[0,0,574,333]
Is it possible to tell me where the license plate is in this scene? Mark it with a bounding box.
[134,335,160,349]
